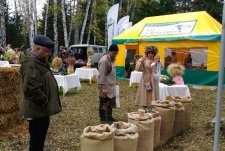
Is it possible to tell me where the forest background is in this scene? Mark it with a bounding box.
[0,0,223,54]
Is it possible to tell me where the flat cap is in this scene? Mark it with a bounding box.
[109,44,119,52]
[33,35,55,49]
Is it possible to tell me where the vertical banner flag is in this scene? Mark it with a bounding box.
[118,22,132,35]
[114,15,130,37]
[107,3,119,48]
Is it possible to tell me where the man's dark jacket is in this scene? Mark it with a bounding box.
[20,52,62,118]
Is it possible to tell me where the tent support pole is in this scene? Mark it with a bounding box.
[213,1,225,150]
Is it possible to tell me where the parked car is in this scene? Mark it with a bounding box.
[69,44,107,68]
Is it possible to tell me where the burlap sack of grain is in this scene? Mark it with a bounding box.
[110,121,138,151]
[152,100,175,146]
[128,111,154,151]
[80,124,114,151]
[171,102,185,137]
[171,96,192,130]
[147,110,161,148]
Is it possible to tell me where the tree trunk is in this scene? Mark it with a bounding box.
[105,0,108,47]
[79,0,91,44]
[73,0,80,44]
[61,0,69,48]
[87,0,94,44]
[33,0,37,35]
[126,0,130,15]
[130,0,137,22]
[53,0,58,56]
[29,0,34,47]
[44,0,49,36]
[74,25,79,44]
[0,0,6,46]
[68,0,76,45]
[119,0,123,18]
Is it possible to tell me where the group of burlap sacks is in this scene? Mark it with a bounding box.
[80,122,139,151]
[80,96,192,151]
[152,96,192,146]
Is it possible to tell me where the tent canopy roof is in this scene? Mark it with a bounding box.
[113,11,222,44]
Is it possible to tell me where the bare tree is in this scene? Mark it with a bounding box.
[130,0,137,22]
[73,0,80,44]
[53,0,58,56]
[126,0,130,15]
[68,0,76,44]
[105,0,108,47]
[0,0,6,46]
[29,0,34,47]
[44,0,49,36]
[61,0,69,48]
[79,0,91,44]
[87,0,94,44]
[33,0,37,35]
[119,0,122,18]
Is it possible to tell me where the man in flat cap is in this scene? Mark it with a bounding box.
[97,44,119,124]
[19,35,62,151]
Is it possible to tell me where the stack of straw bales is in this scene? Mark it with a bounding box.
[0,67,27,139]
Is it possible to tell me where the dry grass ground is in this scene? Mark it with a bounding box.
[1,80,225,150]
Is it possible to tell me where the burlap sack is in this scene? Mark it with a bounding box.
[171,102,185,137]
[148,110,161,148]
[80,124,114,151]
[152,100,175,146]
[171,96,192,130]
[128,112,154,151]
[110,121,138,151]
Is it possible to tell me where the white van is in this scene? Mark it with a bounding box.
[69,44,107,68]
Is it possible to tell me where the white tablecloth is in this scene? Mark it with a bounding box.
[129,71,143,87]
[0,61,10,67]
[54,74,81,94]
[159,83,190,100]
[75,68,99,83]
[129,71,190,100]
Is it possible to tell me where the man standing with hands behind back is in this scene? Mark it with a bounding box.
[20,35,62,151]
[98,44,119,124]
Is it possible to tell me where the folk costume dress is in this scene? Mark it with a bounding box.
[135,58,159,107]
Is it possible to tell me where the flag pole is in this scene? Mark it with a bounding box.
[213,1,225,150]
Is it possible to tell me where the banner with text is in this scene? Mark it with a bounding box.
[107,3,119,48]
[114,15,130,37]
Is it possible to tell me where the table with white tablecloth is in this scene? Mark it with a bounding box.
[54,73,81,96]
[75,67,99,84]
[159,83,190,100]
[129,71,143,87]
[0,61,10,67]
[129,71,190,99]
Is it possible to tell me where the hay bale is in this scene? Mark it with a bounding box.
[0,122,28,140]
[0,67,20,87]
[0,93,20,113]
[0,110,24,130]
[0,85,19,95]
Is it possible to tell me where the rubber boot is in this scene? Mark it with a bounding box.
[107,108,117,122]
[99,97,110,124]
